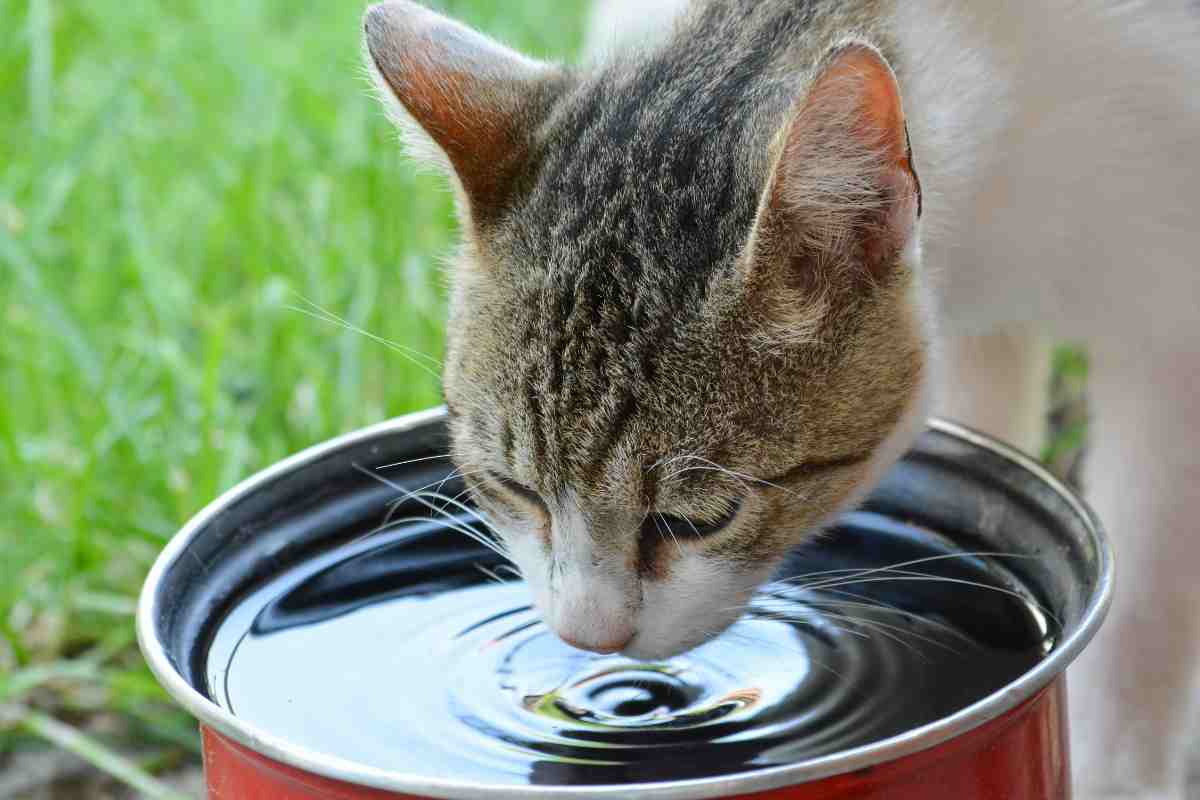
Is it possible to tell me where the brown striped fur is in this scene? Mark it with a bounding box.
[365,0,927,658]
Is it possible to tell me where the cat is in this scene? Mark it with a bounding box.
[362,1,1200,797]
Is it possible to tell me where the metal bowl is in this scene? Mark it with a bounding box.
[138,409,1111,799]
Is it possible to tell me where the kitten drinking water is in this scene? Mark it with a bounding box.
[362,2,1200,797]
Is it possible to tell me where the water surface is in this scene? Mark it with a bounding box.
[206,512,1052,786]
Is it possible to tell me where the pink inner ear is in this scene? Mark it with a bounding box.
[768,42,921,280]
[365,1,551,220]
[814,45,910,166]
[390,55,521,208]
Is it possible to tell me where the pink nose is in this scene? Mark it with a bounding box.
[559,630,634,655]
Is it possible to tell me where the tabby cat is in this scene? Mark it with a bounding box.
[363,1,1200,796]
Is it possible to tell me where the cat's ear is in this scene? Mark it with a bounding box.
[747,42,921,290]
[364,1,567,223]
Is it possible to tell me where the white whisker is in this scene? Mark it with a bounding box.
[660,455,803,499]
[476,563,512,586]
[774,551,1035,589]
[802,575,1058,624]
[795,592,973,642]
[377,469,485,529]
[815,611,960,656]
[352,464,512,562]
[374,453,454,470]
[653,511,684,557]
[288,297,442,380]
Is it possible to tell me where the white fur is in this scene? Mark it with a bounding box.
[898,8,1200,795]
[584,0,693,57]
[630,555,775,661]
[510,488,773,659]
[591,1,1200,797]
[545,494,637,653]
[508,492,637,654]
[897,0,1200,349]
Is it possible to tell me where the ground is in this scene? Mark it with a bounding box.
[0,1,1101,797]
[0,1,582,795]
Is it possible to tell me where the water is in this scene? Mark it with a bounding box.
[206,511,1053,786]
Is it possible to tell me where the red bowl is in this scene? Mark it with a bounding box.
[139,410,1110,800]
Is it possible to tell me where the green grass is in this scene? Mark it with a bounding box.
[1,2,1090,793]
[0,0,586,791]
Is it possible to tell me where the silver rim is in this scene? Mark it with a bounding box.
[137,410,1113,800]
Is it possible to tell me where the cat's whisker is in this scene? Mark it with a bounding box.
[653,511,684,557]
[669,465,804,502]
[791,593,974,643]
[411,488,505,536]
[745,611,873,642]
[348,471,471,544]
[445,485,477,509]
[645,453,676,477]
[433,466,469,496]
[287,299,442,380]
[722,628,814,651]
[408,484,496,527]
[352,464,512,561]
[359,465,483,527]
[421,468,490,512]
[767,566,947,594]
[409,492,508,546]
[814,610,962,656]
[746,604,933,657]
[814,613,936,660]
[376,469,486,530]
[773,551,1034,588]
[660,454,803,499]
[735,587,973,649]
[412,503,509,559]
[798,565,993,590]
[292,295,443,368]
[424,469,465,507]
[374,453,454,470]
[801,575,1059,625]
[476,563,513,586]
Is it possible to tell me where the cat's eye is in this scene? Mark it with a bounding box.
[643,498,743,541]
[486,472,546,511]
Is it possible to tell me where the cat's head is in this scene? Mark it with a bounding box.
[365,1,929,659]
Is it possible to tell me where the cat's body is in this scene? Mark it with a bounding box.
[592,0,1200,350]
[363,1,1200,797]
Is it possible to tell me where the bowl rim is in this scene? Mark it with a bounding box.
[136,408,1113,800]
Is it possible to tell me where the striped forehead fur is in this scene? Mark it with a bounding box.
[451,1,905,474]
[388,0,925,508]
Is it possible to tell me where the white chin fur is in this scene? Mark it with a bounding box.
[628,555,776,660]
[508,523,772,660]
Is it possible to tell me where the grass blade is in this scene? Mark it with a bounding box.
[28,0,53,135]
[19,709,196,800]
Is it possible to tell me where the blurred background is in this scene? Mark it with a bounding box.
[0,0,1084,797]
[0,1,586,796]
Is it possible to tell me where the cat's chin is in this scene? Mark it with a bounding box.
[618,636,710,662]
[614,609,744,662]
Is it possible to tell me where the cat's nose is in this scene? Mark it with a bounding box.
[559,629,635,655]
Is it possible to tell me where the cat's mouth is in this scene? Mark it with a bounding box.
[620,634,696,662]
